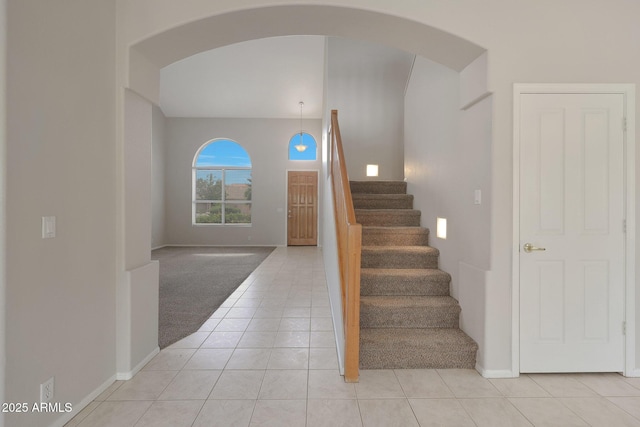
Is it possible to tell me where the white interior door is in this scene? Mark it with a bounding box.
[519,93,625,372]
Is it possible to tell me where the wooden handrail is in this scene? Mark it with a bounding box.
[330,110,361,382]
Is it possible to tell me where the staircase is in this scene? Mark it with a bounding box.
[352,180,478,369]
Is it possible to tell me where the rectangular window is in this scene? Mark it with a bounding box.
[193,168,251,225]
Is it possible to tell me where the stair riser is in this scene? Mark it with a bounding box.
[361,252,438,269]
[356,212,421,227]
[350,181,407,194]
[359,328,479,369]
[362,231,429,246]
[360,306,460,329]
[353,196,413,210]
[359,348,476,369]
[360,276,449,296]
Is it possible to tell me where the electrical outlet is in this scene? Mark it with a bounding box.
[40,377,54,403]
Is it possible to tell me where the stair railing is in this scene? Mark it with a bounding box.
[329,110,361,382]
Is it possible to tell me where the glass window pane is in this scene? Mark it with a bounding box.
[225,203,251,224]
[196,203,222,224]
[289,132,317,161]
[196,140,251,167]
[195,203,222,224]
[195,170,222,200]
[225,169,252,200]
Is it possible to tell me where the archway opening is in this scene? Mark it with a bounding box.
[121,3,489,377]
[129,4,486,103]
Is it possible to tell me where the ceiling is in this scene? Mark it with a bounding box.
[159,36,326,119]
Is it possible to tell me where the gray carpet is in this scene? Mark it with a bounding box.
[152,246,275,349]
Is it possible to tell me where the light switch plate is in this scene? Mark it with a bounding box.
[42,216,56,239]
[474,189,482,205]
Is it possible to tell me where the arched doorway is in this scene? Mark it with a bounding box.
[118,3,489,376]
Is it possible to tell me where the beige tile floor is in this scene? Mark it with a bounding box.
[66,247,640,427]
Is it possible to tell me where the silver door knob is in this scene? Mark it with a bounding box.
[523,243,546,253]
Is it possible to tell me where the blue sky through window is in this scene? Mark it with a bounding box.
[196,139,252,167]
[289,133,317,161]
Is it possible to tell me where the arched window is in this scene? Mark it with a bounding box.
[193,139,252,225]
[288,132,317,161]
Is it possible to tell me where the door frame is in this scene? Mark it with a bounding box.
[512,84,637,376]
[285,169,320,246]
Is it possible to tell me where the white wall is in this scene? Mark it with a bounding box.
[152,106,167,248]
[404,55,492,370]
[321,38,347,373]
[5,1,117,426]
[321,175,346,373]
[123,261,159,379]
[124,90,153,270]
[0,0,6,424]
[118,90,159,378]
[164,117,322,246]
[327,37,413,181]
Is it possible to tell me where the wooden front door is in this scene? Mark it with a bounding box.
[287,171,318,246]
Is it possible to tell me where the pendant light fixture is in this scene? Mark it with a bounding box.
[294,101,308,152]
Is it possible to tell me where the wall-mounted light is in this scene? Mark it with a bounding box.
[436,217,447,239]
[366,164,379,177]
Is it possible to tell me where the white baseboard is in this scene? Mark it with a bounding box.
[476,363,518,378]
[116,346,159,381]
[476,365,640,378]
[626,368,640,378]
[48,374,117,427]
[476,366,640,378]
[326,292,344,376]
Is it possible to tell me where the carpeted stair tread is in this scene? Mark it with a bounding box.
[355,209,421,226]
[350,181,407,194]
[360,328,478,369]
[351,179,478,370]
[360,268,450,296]
[361,246,439,269]
[360,296,461,328]
[361,295,459,309]
[362,226,429,246]
[352,193,414,209]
